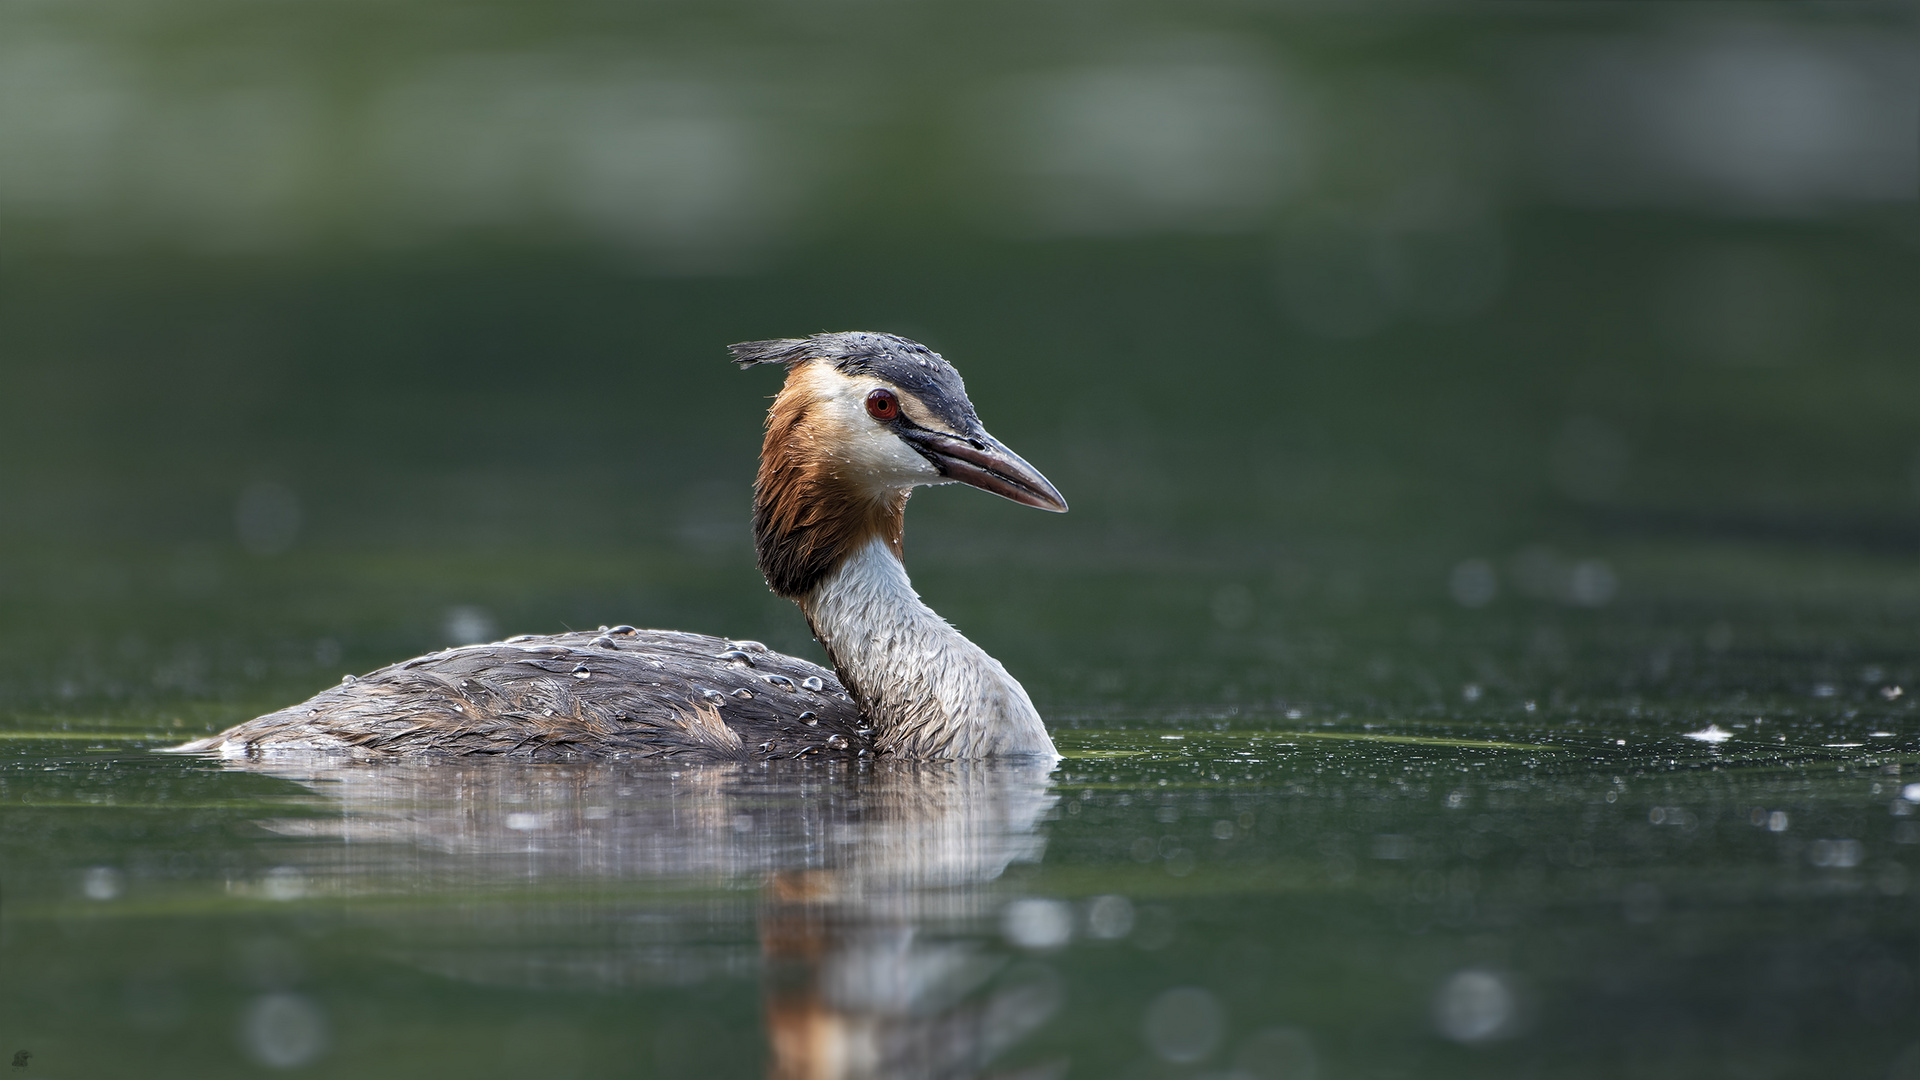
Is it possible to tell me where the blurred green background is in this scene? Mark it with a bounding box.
[1,0,1916,731]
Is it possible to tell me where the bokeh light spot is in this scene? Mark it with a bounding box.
[1144,986,1224,1063]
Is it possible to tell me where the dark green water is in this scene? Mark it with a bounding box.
[5,1,1920,1076]
[7,718,1920,1078]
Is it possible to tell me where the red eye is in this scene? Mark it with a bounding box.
[865,389,900,421]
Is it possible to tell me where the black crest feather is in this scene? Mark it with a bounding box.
[729,338,815,370]
[730,332,982,433]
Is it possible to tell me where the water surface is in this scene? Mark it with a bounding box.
[6,695,1919,1079]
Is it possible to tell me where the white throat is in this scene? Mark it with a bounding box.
[801,538,1057,760]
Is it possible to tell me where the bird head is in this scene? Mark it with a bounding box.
[733,332,1066,597]
[733,332,1067,512]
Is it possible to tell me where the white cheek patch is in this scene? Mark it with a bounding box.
[813,374,945,491]
[845,425,943,487]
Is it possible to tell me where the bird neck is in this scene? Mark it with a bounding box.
[798,537,1057,760]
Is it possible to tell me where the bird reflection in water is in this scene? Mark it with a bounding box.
[225,755,1066,1079]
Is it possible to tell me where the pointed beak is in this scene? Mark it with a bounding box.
[901,428,1068,513]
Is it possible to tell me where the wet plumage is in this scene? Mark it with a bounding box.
[173,332,1066,762]
[176,629,870,761]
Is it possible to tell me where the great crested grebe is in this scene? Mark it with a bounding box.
[172,332,1067,762]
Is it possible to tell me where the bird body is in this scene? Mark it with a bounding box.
[181,628,870,761]
[172,332,1066,762]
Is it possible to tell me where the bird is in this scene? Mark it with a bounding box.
[170,332,1068,763]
